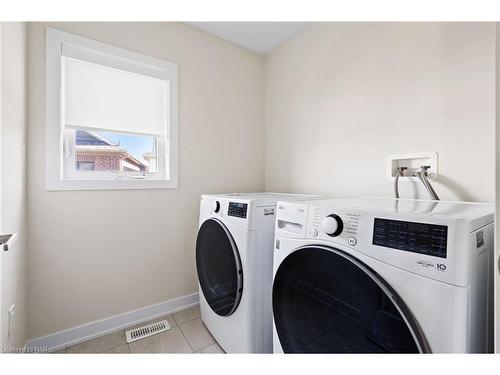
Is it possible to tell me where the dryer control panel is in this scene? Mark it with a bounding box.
[228,202,248,219]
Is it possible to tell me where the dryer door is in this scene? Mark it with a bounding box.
[272,246,430,353]
[196,218,243,317]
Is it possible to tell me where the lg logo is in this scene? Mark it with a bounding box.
[437,264,447,271]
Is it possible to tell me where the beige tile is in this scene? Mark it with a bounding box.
[173,305,200,325]
[196,343,225,354]
[179,318,215,352]
[104,344,130,354]
[129,326,192,353]
[67,330,127,353]
[127,314,177,330]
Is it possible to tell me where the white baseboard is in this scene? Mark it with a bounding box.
[25,292,199,353]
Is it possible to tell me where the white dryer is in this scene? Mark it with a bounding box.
[272,197,494,353]
[196,193,316,353]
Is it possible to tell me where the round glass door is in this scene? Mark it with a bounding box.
[196,218,243,317]
[272,246,429,353]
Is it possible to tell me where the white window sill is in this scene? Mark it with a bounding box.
[47,178,178,191]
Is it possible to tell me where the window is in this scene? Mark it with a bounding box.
[46,28,178,190]
[77,161,95,171]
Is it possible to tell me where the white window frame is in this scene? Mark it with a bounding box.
[46,27,178,190]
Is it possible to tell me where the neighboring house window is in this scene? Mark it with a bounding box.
[76,161,95,171]
[46,28,178,190]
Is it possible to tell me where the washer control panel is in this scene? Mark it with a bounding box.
[372,218,448,258]
[296,198,482,287]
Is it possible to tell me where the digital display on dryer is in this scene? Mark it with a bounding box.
[372,218,448,258]
[228,202,248,218]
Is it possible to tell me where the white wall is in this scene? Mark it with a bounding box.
[27,22,265,339]
[1,22,27,349]
[265,23,495,202]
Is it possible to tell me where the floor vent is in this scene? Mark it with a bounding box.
[126,320,171,343]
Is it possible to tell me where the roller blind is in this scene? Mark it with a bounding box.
[63,56,168,136]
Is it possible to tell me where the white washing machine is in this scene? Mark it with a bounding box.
[196,193,317,353]
[272,197,494,353]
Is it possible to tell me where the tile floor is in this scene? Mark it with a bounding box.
[54,305,225,354]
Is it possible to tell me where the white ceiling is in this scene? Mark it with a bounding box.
[186,22,306,55]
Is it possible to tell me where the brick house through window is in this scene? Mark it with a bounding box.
[75,131,148,172]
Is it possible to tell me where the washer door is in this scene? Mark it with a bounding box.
[196,218,243,317]
[272,246,430,353]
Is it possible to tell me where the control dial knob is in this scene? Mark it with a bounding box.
[321,214,343,237]
[212,201,221,213]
